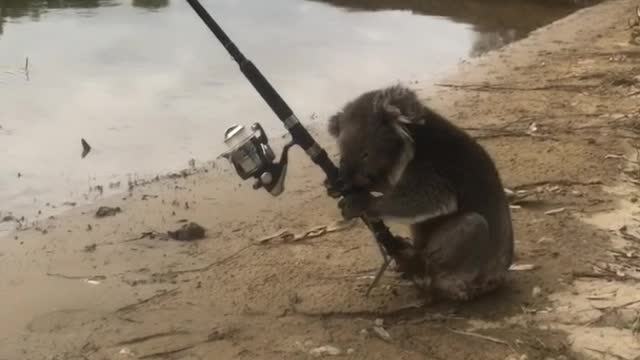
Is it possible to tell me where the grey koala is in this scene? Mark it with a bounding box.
[327,85,514,301]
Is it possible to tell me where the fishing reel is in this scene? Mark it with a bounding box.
[221,123,294,196]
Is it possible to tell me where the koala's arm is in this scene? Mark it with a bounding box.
[368,166,458,223]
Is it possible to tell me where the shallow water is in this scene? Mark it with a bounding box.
[0,0,597,220]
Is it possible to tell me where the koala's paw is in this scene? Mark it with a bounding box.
[338,191,372,220]
[323,178,342,199]
[391,242,424,278]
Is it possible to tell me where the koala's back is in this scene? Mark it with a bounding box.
[408,109,513,261]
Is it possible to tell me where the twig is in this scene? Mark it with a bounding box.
[448,329,510,346]
[46,272,106,281]
[627,89,640,97]
[116,288,179,313]
[406,313,465,325]
[136,329,232,359]
[512,178,602,190]
[585,347,631,360]
[159,244,253,276]
[600,298,640,311]
[572,271,618,280]
[620,227,640,243]
[291,303,426,321]
[24,56,29,81]
[366,256,392,296]
[115,330,190,346]
[435,82,598,92]
[138,344,197,359]
[121,231,163,242]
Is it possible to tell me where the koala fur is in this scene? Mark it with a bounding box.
[328,84,514,301]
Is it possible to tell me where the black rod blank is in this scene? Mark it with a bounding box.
[184,0,404,257]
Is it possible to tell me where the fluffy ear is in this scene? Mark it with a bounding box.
[327,112,341,137]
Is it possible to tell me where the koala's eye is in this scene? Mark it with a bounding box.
[361,152,369,160]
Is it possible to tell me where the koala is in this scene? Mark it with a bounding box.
[327,85,514,301]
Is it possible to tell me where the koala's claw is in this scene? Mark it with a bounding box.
[338,191,372,220]
[389,238,425,279]
[323,178,342,198]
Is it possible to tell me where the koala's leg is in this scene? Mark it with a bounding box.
[411,212,508,302]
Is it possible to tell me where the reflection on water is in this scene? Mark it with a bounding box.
[132,0,170,10]
[0,0,598,220]
[0,1,115,35]
[313,0,599,56]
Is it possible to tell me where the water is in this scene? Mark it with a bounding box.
[0,0,597,221]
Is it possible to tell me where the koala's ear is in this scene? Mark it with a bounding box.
[328,112,341,137]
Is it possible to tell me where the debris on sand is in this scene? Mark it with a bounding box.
[116,347,135,359]
[168,222,206,241]
[532,286,543,297]
[256,220,357,244]
[309,345,342,357]
[544,207,566,215]
[84,243,97,253]
[509,263,539,271]
[1,215,16,223]
[95,206,121,218]
[81,138,92,158]
[372,326,392,342]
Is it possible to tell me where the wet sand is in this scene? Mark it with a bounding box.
[3,0,640,358]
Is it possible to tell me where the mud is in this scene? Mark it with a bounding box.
[2,0,640,359]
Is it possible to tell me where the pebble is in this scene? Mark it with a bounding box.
[532,286,542,297]
[372,326,392,342]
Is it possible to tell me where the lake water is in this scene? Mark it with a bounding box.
[0,0,597,223]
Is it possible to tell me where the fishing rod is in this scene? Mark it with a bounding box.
[184,0,412,294]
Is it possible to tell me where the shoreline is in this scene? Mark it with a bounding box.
[4,0,640,358]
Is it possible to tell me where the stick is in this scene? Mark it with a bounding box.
[24,56,29,81]
[366,256,392,296]
[46,272,105,280]
[115,330,190,346]
[116,288,179,313]
[138,344,197,359]
[160,244,253,276]
[572,271,616,280]
[448,329,510,346]
[585,347,631,360]
[435,83,598,92]
[512,178,602,190]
